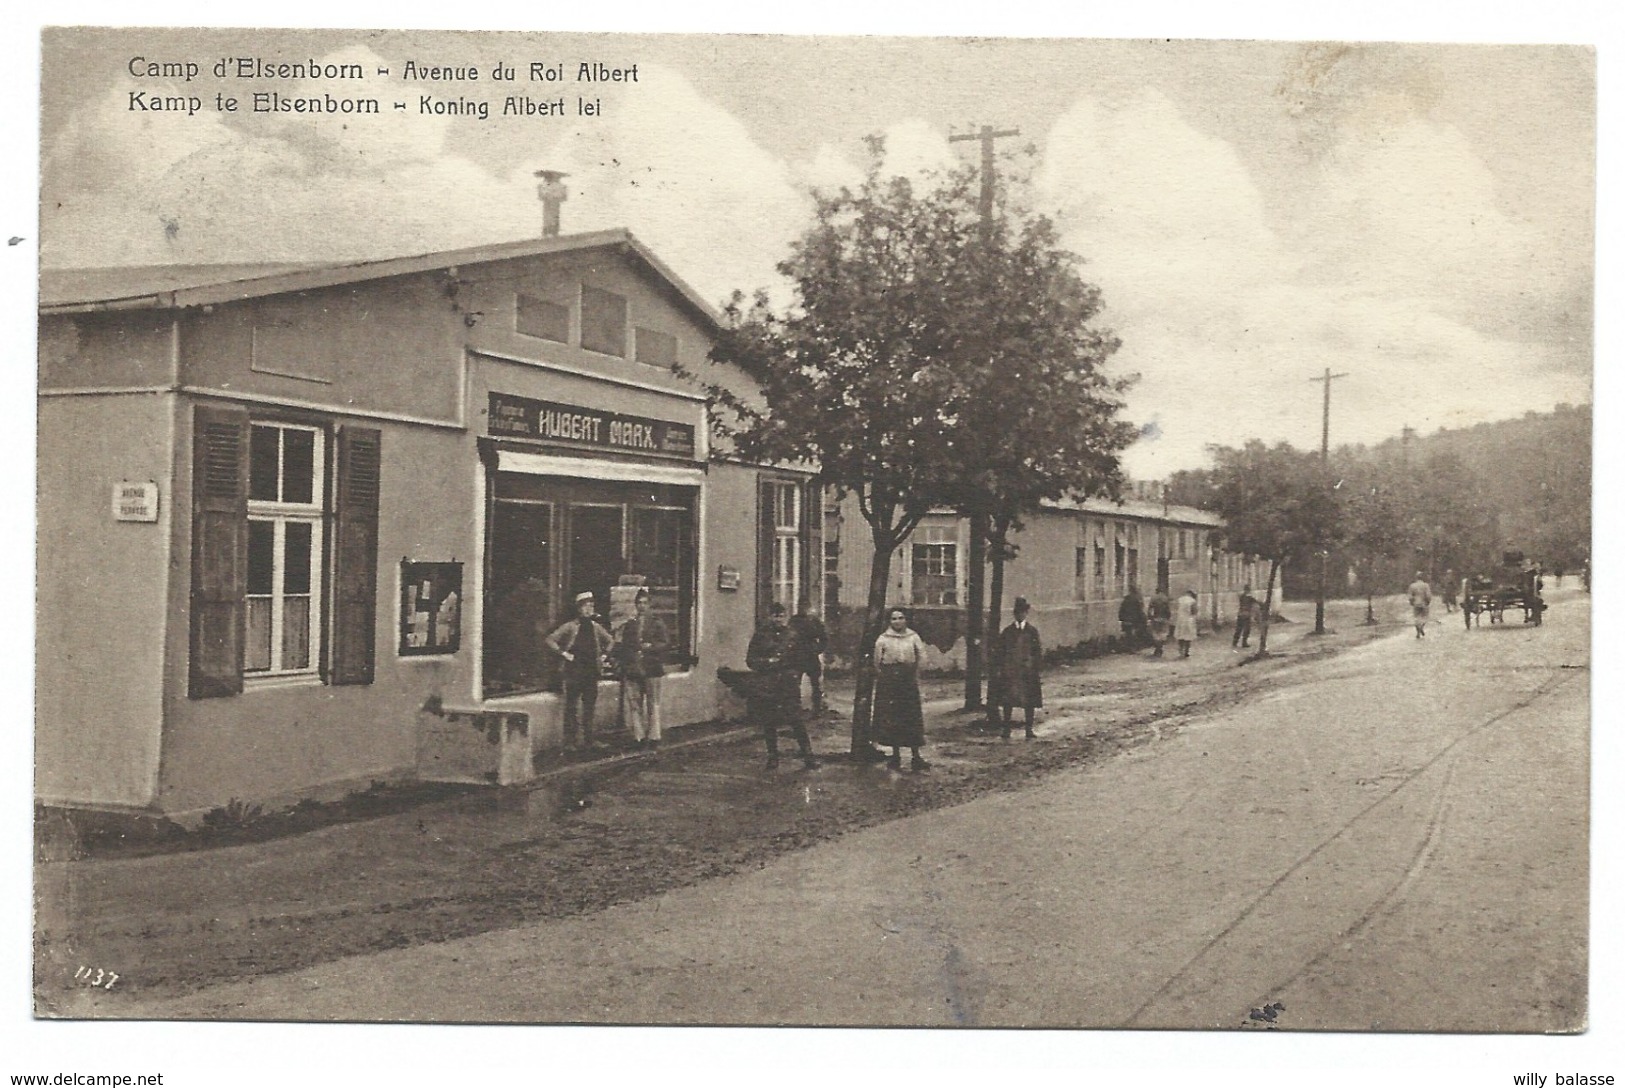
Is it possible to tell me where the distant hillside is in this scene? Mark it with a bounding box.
[1363,403,1591,573]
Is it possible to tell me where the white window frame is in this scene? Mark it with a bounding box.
[770,482,801,614]
[909,523,960,606]
[246,422,326,680]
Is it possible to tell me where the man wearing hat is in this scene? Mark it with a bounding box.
[746,602,820,770]
[994,596,1044,739]
[545,591,615,749]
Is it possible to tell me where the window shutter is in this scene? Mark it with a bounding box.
[189,404,249,698]
[803,481,822,616]
[757,476,774,625]
[332,425,381,685]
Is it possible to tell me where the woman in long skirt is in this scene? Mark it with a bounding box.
[871,607,930,771]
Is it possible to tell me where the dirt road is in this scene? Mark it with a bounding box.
[98,595,1588,1029]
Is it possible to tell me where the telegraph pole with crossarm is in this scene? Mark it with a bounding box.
[1310,367,1349,635]
[948,124,1019,712]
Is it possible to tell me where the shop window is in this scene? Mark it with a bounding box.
[1126,547,1139,594]
[1074,546,1089,601]
[581,285,628,357]
[1114,541,1125,589]
[758,478,817,621]
[911,525,958,606]
[189,406,379,698]
[484,475,696,699]
[516,293,570,343]
[1093,536,1107,600]
[634,326,678,368]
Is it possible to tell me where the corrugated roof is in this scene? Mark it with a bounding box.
[38,229,722,331]
[1043,494,1224,526]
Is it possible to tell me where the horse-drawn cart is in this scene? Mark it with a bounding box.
[1462,551,1545,628]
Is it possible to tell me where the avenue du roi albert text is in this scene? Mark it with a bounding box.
[125,56,636,119]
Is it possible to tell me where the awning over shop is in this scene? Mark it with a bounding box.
[495,448,705,486]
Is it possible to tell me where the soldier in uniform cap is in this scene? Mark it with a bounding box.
[746,603,820,770]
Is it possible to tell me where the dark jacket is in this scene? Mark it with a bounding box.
[993,621,1044,709]
[1119,592,1147,628]
[788,613,828,667]
[614,614,670,679]
[544,616,614,680]
[746,621,799,703]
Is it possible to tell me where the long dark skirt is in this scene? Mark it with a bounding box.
[871,664,925,748]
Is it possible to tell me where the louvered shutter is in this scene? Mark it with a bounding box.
[189,404,249,698]
[757,476,775,625]
[803,480,823,616]
[332,425,381,685]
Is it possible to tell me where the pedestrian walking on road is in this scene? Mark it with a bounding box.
[1232,584,1258,651]
[1119,585,1149,649]
[789,599,829,713]
[1442,569,1458,613]
[614,589,669,751]
[1146,588,1172,658]
[1407,572,1433,639]
[872,607,930,771]
[994,597,1044,739]
[1174,589,1199,658]
[545,591,615,750]
[747,603,820,771]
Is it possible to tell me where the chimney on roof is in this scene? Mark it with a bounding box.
[534,170,569,237]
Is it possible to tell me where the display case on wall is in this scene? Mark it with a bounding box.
[400,561,463,656]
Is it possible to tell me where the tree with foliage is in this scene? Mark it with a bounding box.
[694,140,1132,755]
[1209,440,1343,656]
[1336,459,1408,624]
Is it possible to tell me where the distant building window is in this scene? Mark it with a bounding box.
[911,524,959,606]
[634,326,678,368]
[580,285,628,357]
[516,294,570,343]
[823,511,841,608]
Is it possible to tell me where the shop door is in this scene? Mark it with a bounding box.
[1156,557,1170,596]
[569,504,625,619]
[485,502,554,696]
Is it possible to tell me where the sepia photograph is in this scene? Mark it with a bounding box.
[11,5,1618,1084]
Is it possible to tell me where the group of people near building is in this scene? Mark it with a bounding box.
[543,588,672,752]
[1117,585,1214,659]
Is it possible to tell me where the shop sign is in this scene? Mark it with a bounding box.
[112,481,159,522]
[488,392,697,460]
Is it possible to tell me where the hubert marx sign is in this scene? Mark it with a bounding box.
[113,480,159,522]
[488,392,697,460]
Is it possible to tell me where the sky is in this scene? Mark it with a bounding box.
[35,28,1594,479]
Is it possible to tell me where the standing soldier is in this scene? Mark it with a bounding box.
[1119,585,1148,649]
[1146,587,1173,659]
[1407,572,1433,639]
[1232,584,1258,651]
[994,596,1044,740]
[614,589,670,751]
[747,603,820,771]
[545,591,614,750]
[1441,569,1458,613]
[789,599,829,714]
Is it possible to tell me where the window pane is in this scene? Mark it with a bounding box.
[282,429,315,505]
[580,286,627,357]
[485,502,555,696]
[281,597,311,670]
[247,520,275,595]
[245,597,273,672]
[634,326,678,368]
[249,426,280,502]
[516,294,570,342]
[284,521,313,594]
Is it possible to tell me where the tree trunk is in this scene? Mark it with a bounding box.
[964,509,988,710]
[984,514,1012,725]
[1255,559,1281,655]
[850,528,898,756]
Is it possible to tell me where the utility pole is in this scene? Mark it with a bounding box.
[1310,367,1348,635]
[949,123,1019,712]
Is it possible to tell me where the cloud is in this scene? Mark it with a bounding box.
[1034,86,1589,480]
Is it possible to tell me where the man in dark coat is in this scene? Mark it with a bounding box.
[788,599,829,713]
[995,596,1043,740]
[746,603,819,770]
[1232,584,1258,650]
[1146,588,1172,658]
[1119,585,1148,648]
